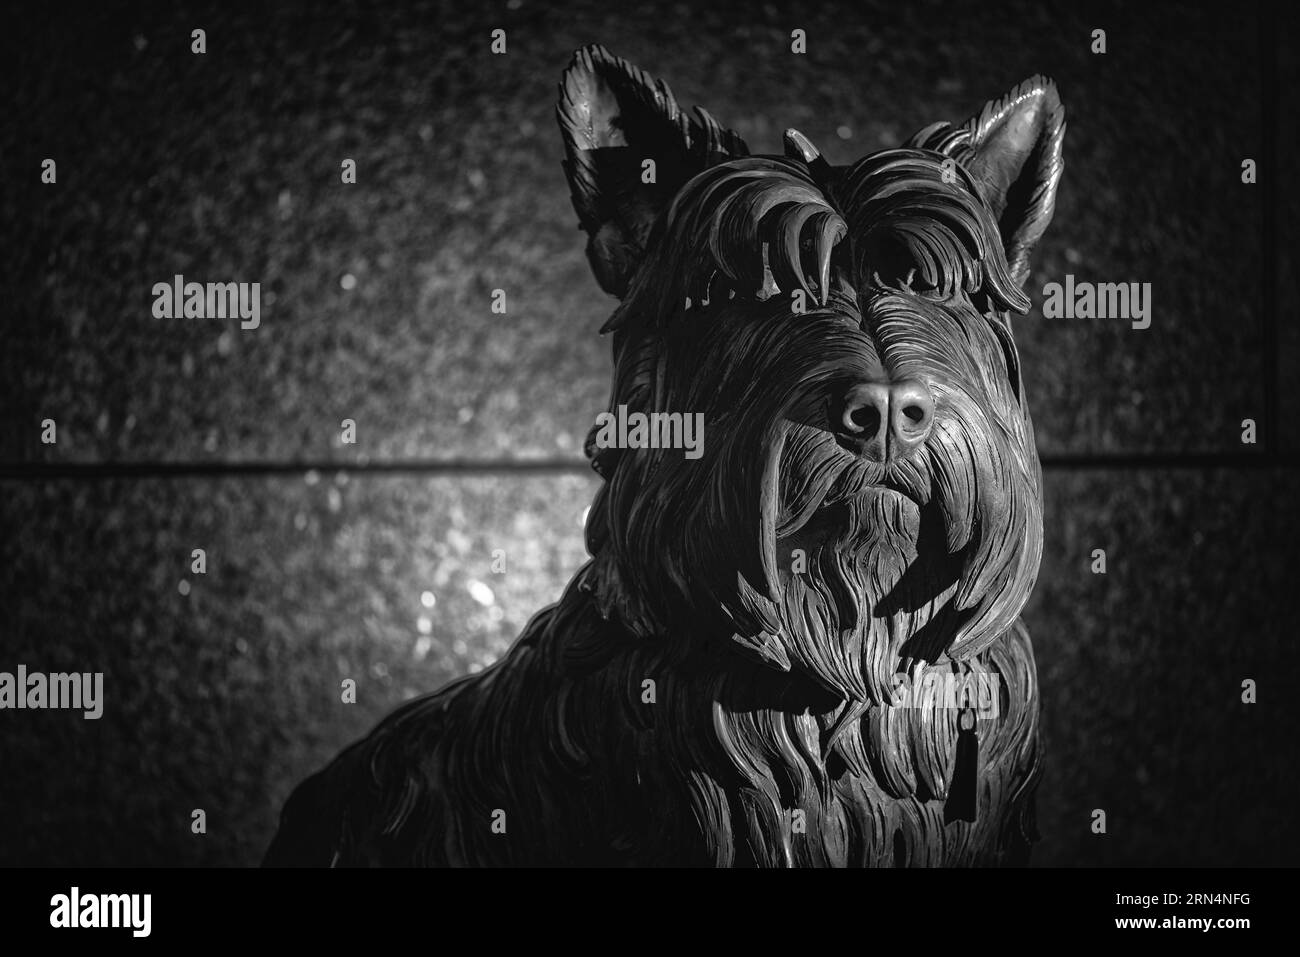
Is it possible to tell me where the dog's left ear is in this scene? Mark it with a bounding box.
[557,45,749,298]
[911,76,1065,287]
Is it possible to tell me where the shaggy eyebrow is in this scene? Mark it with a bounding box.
[837,149,1030,316]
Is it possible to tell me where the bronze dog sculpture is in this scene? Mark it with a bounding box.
[266,45,1064,866]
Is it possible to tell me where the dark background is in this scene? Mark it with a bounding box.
[1,0,1296,866]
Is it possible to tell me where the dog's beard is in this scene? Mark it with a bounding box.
[776,432,931,707]
[771,407,1030,708]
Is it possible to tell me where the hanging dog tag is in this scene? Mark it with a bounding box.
[944,706,979,824]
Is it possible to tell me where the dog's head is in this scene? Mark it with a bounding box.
[558,46,1062,706]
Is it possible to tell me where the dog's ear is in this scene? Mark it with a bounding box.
[557,45,749,298]
[910,77,1065,287]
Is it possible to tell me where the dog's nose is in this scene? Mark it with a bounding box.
[837,380,935,462]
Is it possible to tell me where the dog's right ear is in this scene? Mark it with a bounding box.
[557,45,749,298]
[908,77,1065,290]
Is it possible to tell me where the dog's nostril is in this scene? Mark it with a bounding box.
[891,382,936,450]
[838,384,889,438]
[847,405,882,435]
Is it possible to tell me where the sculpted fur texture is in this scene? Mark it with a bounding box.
[265,44,1065,867]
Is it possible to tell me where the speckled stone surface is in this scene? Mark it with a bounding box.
[0,469,1294,865]
[4,0,1268,463]
[0,473,596,865]
[0,0,1289,869]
